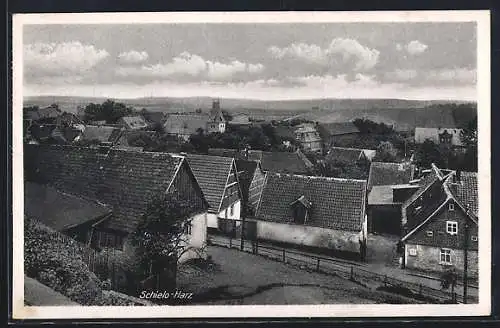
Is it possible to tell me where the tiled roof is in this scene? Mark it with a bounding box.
[186,153,234,212]
[317,122,360,137]
[82,125,123,144]
[256,173,367,231]
[447,171,478,216]
[367,162,415,191]
[120,116,148,129]
[24,181,112,231]
[141,111,165,124]
[24,145,186,232]
[326,147,364,163]
[248,150,311,174]
[368,185,398,205]
[164,114,208,136]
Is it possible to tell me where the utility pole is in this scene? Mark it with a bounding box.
[463,221,469,304]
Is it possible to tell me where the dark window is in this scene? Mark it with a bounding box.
[184,220,193,235]
[97,230,124,250]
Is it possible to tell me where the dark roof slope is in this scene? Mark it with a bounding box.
[186,154,235,212]
[326,147,364,163]
[318,122,360,138]
[25,145,186,232]
[248,150,311,174]
[235,159,259,202]
[367,162,415,191]
[164,114,208,135]
[81,125,123,144]
[24,181,112,231]
[142,111,165,124]
[256,173,366,231]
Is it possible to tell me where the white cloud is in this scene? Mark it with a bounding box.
[426,68,476,84]
[405,40,428,55]
[118,50,149,63]
[385,69,418,81]
[268,38,380,71]
[24,41,109,73]
[116,52,264,80]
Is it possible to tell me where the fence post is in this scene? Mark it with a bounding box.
[229,237,232,248]
[419,284,423,296]
[350,266,354,280]
[282,249,286,263]
[316,258,320,272]
[384,274,387,287]
[453,292,457,303]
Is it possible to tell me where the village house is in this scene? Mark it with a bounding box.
[414,127,464,147]
[228,113,251,127]
[293,123,323,153]
[317,122,361,149]
[118,115,148,130]
[24,144,209,263]
[254,173,368,258]
[366,162,417,235]
[367,162,416,192]
[325,147,369,164]
[400,164,478,277]
[80,125,123,146]
[163,114,209,141]
[24,181,113,244]
[185,154,242,233]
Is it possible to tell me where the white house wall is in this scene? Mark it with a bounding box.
[179,211,208,263]
[206,200,242,228]
[256,220,363,254]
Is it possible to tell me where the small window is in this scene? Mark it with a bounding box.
[446,221,458,235]
[426,231,433,237]
[409,248,417,256]
[449,203,455,211]
[184,220,193,235]
[230,204,234,216]
[472,236,478,242]
[440,248,452,264]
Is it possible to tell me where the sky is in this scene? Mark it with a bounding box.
[22,22,477,101]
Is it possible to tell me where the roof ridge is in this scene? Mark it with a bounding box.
[270,172,367,183]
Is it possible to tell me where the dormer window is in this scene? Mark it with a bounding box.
[290,195,312,225]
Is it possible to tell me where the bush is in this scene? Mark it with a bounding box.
[24,219,104,305]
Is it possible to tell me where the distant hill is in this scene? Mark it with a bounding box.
[23,95,476,130]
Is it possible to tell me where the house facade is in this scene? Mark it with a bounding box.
[254,173,368,257]
[293,124,323,152]
[317,122,360,148]
[414,127,464,147]
[401,165,478,277]
[185,154,242,231]
[24,144,209,264]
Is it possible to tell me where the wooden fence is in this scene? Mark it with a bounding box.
[210,236,478,304]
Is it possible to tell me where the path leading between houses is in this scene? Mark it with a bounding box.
[177,246,417,305]
[208,234,478,302]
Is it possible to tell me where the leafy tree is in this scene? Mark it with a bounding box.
[83,99,133,124]
[373,141,398,163]
[130,192,203,286]
[415,139,445,168]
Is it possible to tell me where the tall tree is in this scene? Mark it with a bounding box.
[373,141,398,163]
[83,99,133,124]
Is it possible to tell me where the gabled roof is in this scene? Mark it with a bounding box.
[255,173,367,231]
[141,111,166,124]
[164,114,208,135]
[326,147,365,164]
[81,125,123,144]
[401,165,478,242]
[248,150,312,174]
[317,122,360,137]
[24,181,112,231]
[446,171,478,217]
[367,162,416,191]
[24,145,204,232]
[186,153,236,213]
[119,116,148,129]
[235,159,263,203]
